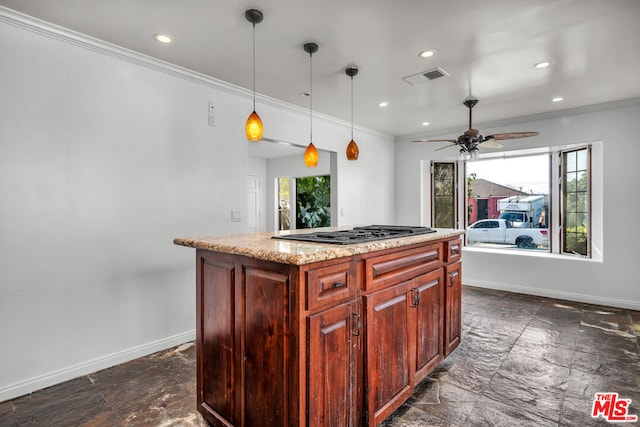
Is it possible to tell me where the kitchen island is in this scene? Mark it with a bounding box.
[174,227,464,427]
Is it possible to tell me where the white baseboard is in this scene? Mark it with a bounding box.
[464,279,640,311]
[0,330,195,403]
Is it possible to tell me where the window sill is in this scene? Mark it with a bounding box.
[462,245,603,263]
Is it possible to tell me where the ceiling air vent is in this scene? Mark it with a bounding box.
[402,67,450,86]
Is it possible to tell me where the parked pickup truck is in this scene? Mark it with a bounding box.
[467,219,549,249]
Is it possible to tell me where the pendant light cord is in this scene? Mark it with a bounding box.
[309,51,313,144]
[350,76,354,140]
[252,23,256,111]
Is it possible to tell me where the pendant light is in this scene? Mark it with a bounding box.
[245,9,263,141]
[345,66,359,160]
[303,42,319,167]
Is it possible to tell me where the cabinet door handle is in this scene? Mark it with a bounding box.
[448,272,457,288]
[333,281,346,289]
[410,288,420,307]
[352,313,361,336]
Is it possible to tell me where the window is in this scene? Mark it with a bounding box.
[562,147,590,256]
[466,154,550,252]
[448,144,597,258]
[295,175,331,229]
[431,162,457,228]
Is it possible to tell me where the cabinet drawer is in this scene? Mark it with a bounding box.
[365,243,442,291]
[445,239,462,263]
[306,262,358,311]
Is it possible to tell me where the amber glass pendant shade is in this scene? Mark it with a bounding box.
[346,139,359,160]
[245,110,263,141]
[304,142,319,167]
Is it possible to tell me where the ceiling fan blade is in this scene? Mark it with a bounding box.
[411,139,457,143]
[486,132,539,141]
[434,143,459,152]
[479,139,503,149]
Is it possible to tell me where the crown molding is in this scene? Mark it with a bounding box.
[0,6,391,141]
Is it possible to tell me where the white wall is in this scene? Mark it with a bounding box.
[0,10,395,401]
[254,102,396,229]
[395,99,640,310]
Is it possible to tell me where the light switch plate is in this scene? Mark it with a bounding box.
[231,210,241,222]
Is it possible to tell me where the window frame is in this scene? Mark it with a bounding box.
[430,161,459,229]
[560,146,592,257]
[446,143,600,260]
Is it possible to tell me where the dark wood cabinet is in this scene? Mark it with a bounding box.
[444,261,462,355]
[365,278,415,426]
[197,253,298,426]
[307,299,361,426]
[364,256,446,426]
[192,235,462,427]
[413,268,445,383]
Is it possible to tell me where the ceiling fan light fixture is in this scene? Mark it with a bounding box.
[245,9,264,141]
[412,97,539,151]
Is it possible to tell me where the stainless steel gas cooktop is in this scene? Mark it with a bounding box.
[272,225,436,245]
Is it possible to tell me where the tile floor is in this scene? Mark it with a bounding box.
[1,286,638,426]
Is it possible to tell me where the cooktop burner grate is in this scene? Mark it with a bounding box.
[272,225,436,245]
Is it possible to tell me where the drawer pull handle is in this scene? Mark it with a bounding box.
[333,282,346,289]
[451,247,459,255]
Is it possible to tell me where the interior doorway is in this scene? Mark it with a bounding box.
[247,175,260,232]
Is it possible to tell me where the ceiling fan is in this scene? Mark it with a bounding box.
[412,97,539,159]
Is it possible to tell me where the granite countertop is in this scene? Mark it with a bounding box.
[174,227,464,265]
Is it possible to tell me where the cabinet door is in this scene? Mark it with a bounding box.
[243,266,291,427]
[444,262,462,355]
[307,300,361,427]
[414,268,445,383]
[197,253,237,426]
[364,280,414,426]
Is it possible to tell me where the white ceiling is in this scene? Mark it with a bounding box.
[2,0,639,140]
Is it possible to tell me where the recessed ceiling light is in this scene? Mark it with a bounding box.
[418,49,436,58]
[534,61,550,69]
[299,91,310,97]
[422,121,430,126]
[552,97,564,102]
[378,101,389,107]
[154,34,173,44]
